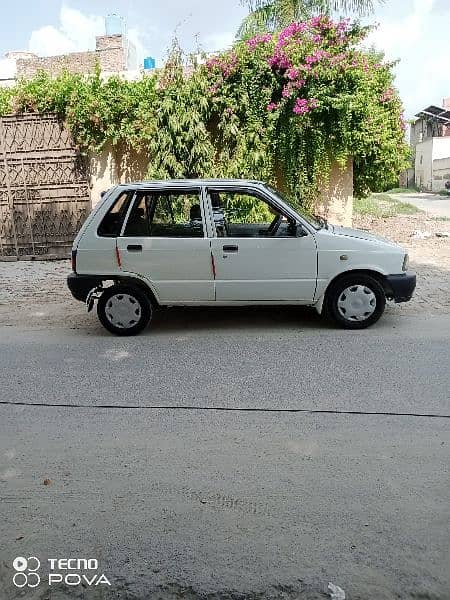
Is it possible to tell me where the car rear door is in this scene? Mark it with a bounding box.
[116,187,215,303]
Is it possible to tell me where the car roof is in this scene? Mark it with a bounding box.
[115,179,266,190]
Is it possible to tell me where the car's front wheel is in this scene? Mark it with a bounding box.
[97,285,152,336]
[325,274,386,329]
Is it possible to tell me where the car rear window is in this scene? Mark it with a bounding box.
[97,192,133,237]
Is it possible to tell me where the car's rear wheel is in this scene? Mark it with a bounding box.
[325,274,386,329]
[97,285,152,336]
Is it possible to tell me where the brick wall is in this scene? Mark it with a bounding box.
[95,34,123,51]
[16,52,98,79]
[16,35,128,79]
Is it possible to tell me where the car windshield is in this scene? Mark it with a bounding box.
[265,185,322,230]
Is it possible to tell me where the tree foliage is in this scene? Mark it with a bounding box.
[238,0,381,37]
[0,17,408,207]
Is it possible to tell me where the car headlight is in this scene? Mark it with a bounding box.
[402,254,409,271]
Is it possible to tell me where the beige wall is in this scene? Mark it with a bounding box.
[317,158,353,227]
[88,142,148,207]
[433,157,450,192]
[415,138,434,191]
[89,147,354,226]
[415,137,450,191]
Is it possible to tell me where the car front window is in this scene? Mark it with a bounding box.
[265,185,321,230]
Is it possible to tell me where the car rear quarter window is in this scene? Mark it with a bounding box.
[97,192,133,237]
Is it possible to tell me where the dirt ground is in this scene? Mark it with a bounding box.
[353,213,450,315]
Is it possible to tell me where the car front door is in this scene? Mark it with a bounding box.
[116,188,214,303]
[207,187,317,302]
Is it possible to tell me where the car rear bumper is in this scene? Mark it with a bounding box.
[385,272,416,303]
[67,273,103,302]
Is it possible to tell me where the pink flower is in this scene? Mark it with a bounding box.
[267,102,279,112]
[309,15,332,31]
[206,53,238,78]
[305,49,330,65]
[268,49,292,70]
[287,67,300,80]
[282,80,304,98]
[278,22,309,44]
[293,98,310,115]
[293,97,318,115]
[310,16,323,28]
[246,33,272,51]
[380,88,394,103]
[206,57,220,70]
[336,18,351,36]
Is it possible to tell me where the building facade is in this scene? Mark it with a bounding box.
[410,98,450,192]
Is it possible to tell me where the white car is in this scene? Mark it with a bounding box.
[67,179,416,335]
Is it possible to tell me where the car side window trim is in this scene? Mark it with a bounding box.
[119,191,138,237]
[201,186,216,239]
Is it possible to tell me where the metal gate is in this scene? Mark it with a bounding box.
[0,114,90,260]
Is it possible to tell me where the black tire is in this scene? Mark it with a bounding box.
[324,274,386,330]
[97,285,152,336]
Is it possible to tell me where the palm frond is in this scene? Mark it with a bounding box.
[331,0,381,15]
[237,4,279,38]
[239,0,383,32]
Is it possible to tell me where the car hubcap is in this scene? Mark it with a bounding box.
[337,285,377,322]
[105,294,142,329]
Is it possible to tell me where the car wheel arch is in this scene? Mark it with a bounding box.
[112,276,161,307]
[315,269,391,314]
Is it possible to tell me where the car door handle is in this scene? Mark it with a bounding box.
[127,244,142,252]
[223,245,238,253]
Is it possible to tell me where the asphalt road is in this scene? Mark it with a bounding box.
[390,192,450,219]
[0,308,449,600]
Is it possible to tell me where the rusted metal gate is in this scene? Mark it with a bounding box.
[0,114,90,260]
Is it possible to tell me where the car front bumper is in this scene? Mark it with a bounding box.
[67,273,104,302]
[385,271,417,303]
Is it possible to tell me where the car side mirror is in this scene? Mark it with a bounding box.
[295,223,308,237]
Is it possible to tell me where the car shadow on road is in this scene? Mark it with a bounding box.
[146,305,328,335]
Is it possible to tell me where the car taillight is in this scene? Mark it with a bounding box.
[71,249,77,273]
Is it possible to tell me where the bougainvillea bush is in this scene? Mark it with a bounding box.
[0,17,409,208]
[204,16,409,205]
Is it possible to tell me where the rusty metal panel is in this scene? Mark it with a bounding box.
[0,114,90,260]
